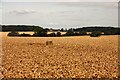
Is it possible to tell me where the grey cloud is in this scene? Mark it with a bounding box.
[9,9,37,14]
[57,2,118,8]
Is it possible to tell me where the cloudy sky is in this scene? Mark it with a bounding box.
[2,0,120,2]
[1,0,119,28]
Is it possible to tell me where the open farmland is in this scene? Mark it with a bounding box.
[1,32,119,78]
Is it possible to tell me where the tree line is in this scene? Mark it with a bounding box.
[1,25,120,37]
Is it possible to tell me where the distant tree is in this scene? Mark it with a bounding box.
[65,28,74,36]
[33,26,47,36]
[60,28,64,32]
[44,28,50,32]
[56,32,61,37]
[51,33,56,37]
[65,28,67,32]
[48,32,56,37]
[20,33,31,37]
[33,26,44,34]
[74,32,80,36]
[118,29,120,35]
[79,31,87,35]
[7,31,19,36]
[50,28,53,31]
[90,31,101,37]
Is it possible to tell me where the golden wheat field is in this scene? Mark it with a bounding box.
[0,32,119,78]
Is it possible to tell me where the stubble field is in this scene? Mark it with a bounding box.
[1,32,119,78]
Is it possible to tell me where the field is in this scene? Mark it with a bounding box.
[1,32,119,78]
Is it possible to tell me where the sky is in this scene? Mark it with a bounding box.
[1,0,119,28]
[1,0,120,2]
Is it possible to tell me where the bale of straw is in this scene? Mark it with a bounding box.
[46,41,53,45]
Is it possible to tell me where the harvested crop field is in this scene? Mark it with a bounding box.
[1,32,119,78]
